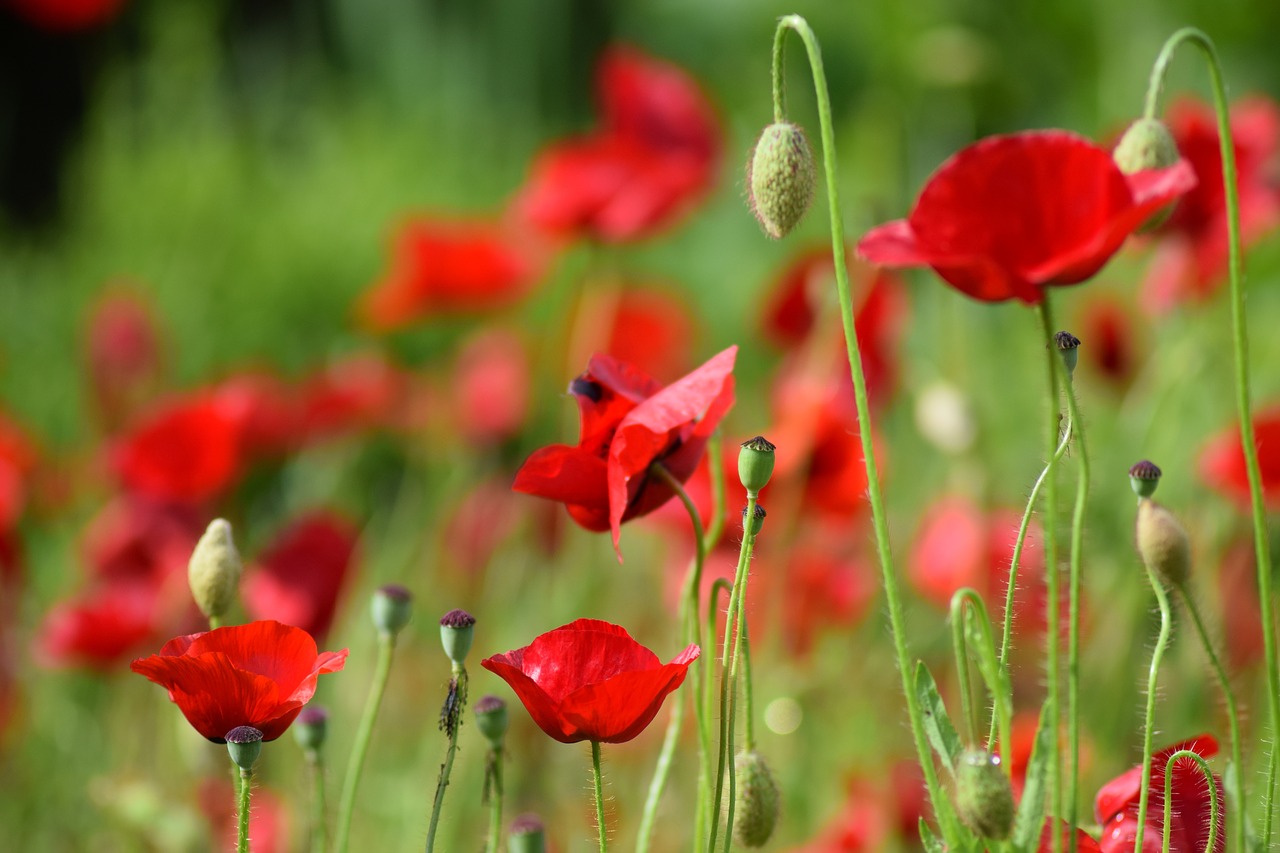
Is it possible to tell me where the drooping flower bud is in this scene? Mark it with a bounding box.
[1113,118,1180,230]
[1053,331,1081,379]
[731,750,781,847]
[1136,498,1191,587]
[225,725,264,771]
[747,122,816,239]
[372,584,413,638]
[293,706,328,753]
[508,813,547,853]
[188,519,242,622]
[742,504,766,537]
[955,749,1015,840]
[738,436,776,495]
[1128,460,1162,499]
[440,609,477,666]
[475,694,508,748]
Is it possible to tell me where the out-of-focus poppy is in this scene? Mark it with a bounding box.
[1216,540,1266,671]
[111,395,242,505]
[84,288,163,430]
[1078,296,1139,387]
[1199,407,1280,510]
[38,582,160,669]
[81,496,201,585]
[604,287,697,385]
[131,620,348,742]
[771,533,877,659]
[211,371,301,460]
[857,131,1195,304]
[513,346,735,557]
[451,329,531,446]
[198,777,289,853]
[481,618,698,744]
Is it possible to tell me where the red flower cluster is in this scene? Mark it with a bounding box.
[1199,406,1280,510]
[482,619,698,744]
[858,131,1195,303]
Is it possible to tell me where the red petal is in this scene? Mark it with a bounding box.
[558,647,699,743]
[512,445,609,507]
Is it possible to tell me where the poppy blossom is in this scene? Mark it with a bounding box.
[1038,820,1103,853]
[84,288,164,430]
[450,329,531,445]
[130,620,348,742]
[1078,296,1140,387]
[1094,734,1224,853]
[603,287,697,385]
[1199,407,1280,510]
[111,395,242,504]
[513,346,735,557]
[857,131,1195,304]
[481,618,698,744]
[242,512,359,641]
[1141,96,1280,312]
[38,582,161,669]
[514,46,720,243]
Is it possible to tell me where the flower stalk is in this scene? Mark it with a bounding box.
[592,740,608,853]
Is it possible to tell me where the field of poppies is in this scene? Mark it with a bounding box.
[5,1,1280,852]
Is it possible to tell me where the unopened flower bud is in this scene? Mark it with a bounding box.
[1136,498,1191,587]
[738,436,776,495]
[440,609,476,666]
[731,750,781,847]
[372,584,413,638]
[748,122,816,239]
[1054,331,1081,379]
[293,706,328,753]
[742,504,766,537]
[955,749,1015,840]
[1113,118,1180,230]
[475,694,508,748]
[508,813,547,853]
[1129,460,1162,499]
[225,725,264,770]
[188,519,241,622]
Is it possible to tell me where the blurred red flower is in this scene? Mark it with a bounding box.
[1095,734,1224,853]
[199,777,289,853]
[5,0,125,30]
[85,288,164,430]
[1142,96,1280,312]
[1078,296,1139,387]
[38,581,160,669]
[131,620,347,742]
[111,395,242,504]
[513,346,735,556]
[1039,820,1103,853]
[1199,407,1280,510]
[514,46,721,243]
[0,410,37,533]
[1217,540,1265,671]
[857,131,1195,304]
[211,371,301,459]
[358,219,543,331]
[82,496,202,585]
[604,287,697,385]
[771,533,878,659]
[298,352,415,439]
[242,512,359,641]
[451,329,531,445]
[481,618,698,744]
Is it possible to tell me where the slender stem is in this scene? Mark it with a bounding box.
[771,13,956,842]
[425,667,467,853]
[592,741,608,853]
[1159,751,1220,853]
[335,634,398,853]
[237,767,253,853]
[485,749,504,853]
[742,619,756,751]
[958,591,1012,770]
[706,434,727,550]
[1143,27,1277,844]
[950,591,981,746]
[1036,301,1063,853]
[1134,538,1175,853]
[1176,584,1244,849]
[720,503,763,853]
[1062,373,1090,851]
[307,752,329,853]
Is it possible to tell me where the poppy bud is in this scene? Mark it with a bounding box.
[372,584,413,638]
[293,706,328,753]
[475,694,508,748]
[225,725,264,770]
[1136,498,1191,587]
[1113,118,1180,230]
[1053,331,1081,379]
[742,504,766,537]
[1128,460,1162,499]
[738,436,776,495]
[731,750,781,847]
[188,519,242,622]
[508,813,547,853]
[440,608,477,666]
[955,749,1015,840]
[748,122,816,239]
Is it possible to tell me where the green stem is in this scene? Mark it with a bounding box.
[485,749,504,853]
[208,615,223,630]
[1062,373,1090,851]
[742,619,756,752]
[1036,301,1063,853]
[425,667,466,853]
[953,589,1012,772]
[237,767,252,853]
[335,634,398,853]
[1159,750,1220,853]
[1134,537,1175,853]
[770,13,956,842]
[1143,27,1277,844]
[307,752,328,853]
[592,740,608,853]
[1176,584,1244,849]
[950,591,981,746]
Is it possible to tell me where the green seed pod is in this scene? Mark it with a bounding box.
[225,726,263,770]
[1113,118,1180,231]
[731,750,781,848]
[742,504,766,537]
[748,122,816,239]
[372,584,413,638]
[955,749,1015,841]
[474,695,508,748]
[439,609,476,666]
[1054,331,1081,379]
[188,519,242,622]
[292,706,328,753]
[507,814,546,853]
[1128,460,1162,499]
[738,435,777,495]
[1136,498,1191,587]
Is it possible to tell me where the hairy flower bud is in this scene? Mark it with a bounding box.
[731,750,781,847]
[188,519,242,622]
[1136,498,1191,587]
[955,749,1015,840]
[748,122,816,239]
[1113,118,1180,230]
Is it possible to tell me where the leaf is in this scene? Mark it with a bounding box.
[1011,705,1052,851]
[919,818,946,853]
[915,661,963,777]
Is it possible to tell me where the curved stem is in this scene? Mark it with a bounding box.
[592,741,608,853]
[425,667,467,853]
[1134,546,1175,853]
[771,13,955,842]
[307,752,328,853]
[1143,27,1276,844]
[335,634,398,853]
[1036,301,1063,853]
[1159,750,1220,853]
[1176,584,1244,849]
[1062,374,1090,851]
[237,767,253,853]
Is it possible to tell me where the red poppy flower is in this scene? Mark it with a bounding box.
[604,287,697,385]
[199,777,289,853]
[1141,96,1280,312]
[242,512,358,641]
[1218,540,1265,670]
[84,288,164,430]
[111,395,242,504]
[211,371,302,459]
[130,620,348,742]
[481,618,698,744]
[357,219,543,331]
[38,582,161,669]
[451,329,531,445]
[512,346,736,556]
[1038,820,1103,853]
[5,0,126,31]
[1078,296,1139,387]
[1200,407,1280,510]
[82,496,202,585]
[298,352,427,439]
[1094,734,1224,853]
[514,46,720,243]
[773,536,877,659]
[857,131,1195,304]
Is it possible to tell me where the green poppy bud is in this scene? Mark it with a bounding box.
[748,122,816,239]
[731,750,781,848]
[440,609,476,666]
[1128,460,1162,499]
[1136,498,1191,587]
[372,584,413,638]
[293,706,328,753]
[1113,118,1180,231]
[738,435,776,495]
[955,749,1015,840]
[474,694,508,748]
[1054,331,1081,379]
[225,725,264,771]
[188,519,241,622]
[508,814,547,853]
[742,504,766,537]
